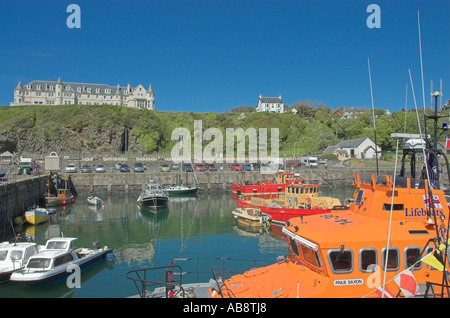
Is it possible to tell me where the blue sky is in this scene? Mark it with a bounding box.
[0,0,448,113]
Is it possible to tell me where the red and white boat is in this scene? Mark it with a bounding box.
[237,182,347,224]
[232,172,304,200]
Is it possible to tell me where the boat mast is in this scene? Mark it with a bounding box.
[367,58,379,175]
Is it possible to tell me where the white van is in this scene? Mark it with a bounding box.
[300,156,318,168]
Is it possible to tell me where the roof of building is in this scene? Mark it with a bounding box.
[259,97,283,103]
[338,137,369,148]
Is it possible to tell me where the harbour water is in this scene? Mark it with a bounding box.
[0,186,354,298]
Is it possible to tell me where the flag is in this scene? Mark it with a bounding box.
[375,286,395,298]
[447,136,450,149]
[393,270,420,298]
[422,252,444,271]
[423,194,443,209]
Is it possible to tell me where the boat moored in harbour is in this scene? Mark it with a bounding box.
[231,207,272,230]
[10,237,113,285]
[24,207,54,225]
[238,182,346,224]
[232,172,304,200]
[0,238,43,283]
[137,180,169,210]
[86,196,104,206]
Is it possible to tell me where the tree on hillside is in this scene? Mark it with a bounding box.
[290,100,330,117]
[231,106,255,113]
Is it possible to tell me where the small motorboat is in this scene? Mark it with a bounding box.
[10,237,113,285]
[137,180,169,210]
[231,207,272,229]
[0,238,43,283]
[86,196,103,206]
[25,207,52,225]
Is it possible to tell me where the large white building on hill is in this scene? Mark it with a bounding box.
[10,78,155,109]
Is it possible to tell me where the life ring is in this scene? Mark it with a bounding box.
[305,197,312,205]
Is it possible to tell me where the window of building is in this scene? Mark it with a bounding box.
[96,88,100,93]
[77,87,81,92]
[136,100,147,108]
[37,85,41,90]
[87,88,91,93]
[49,85,53,91]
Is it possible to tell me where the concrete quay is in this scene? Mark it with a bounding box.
[63,167,393,195]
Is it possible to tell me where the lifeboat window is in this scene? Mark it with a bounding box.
[289,238,299,257]
[300,244,321,268]
[0,250,7,261]
[382,204,404,211]
[404,247,422,270]
[328,249,354,274]
[359,248,377,273]
[381,247,400,271]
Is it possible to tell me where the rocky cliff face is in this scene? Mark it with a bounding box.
[0,125,145,155]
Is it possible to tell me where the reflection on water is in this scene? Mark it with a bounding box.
[1,186,355,298]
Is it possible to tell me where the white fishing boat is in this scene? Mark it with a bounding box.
[10,237,113,285]
[0,239,43,283]
[86,196,103,206]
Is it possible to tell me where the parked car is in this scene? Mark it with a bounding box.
[95,164,106,173]
[133,162,145,172]
[65,164,77,173]
[230,163,242,171]
[114,163,123,171]
[120,164,130,172]
[171,163,179,171]
[208,164,217,171]
[184,163,193,172]
[251,163,260,171]
[160,164,170,172]
[81,164,92,173]
[242,164,252,171]
[195,164,206,172]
